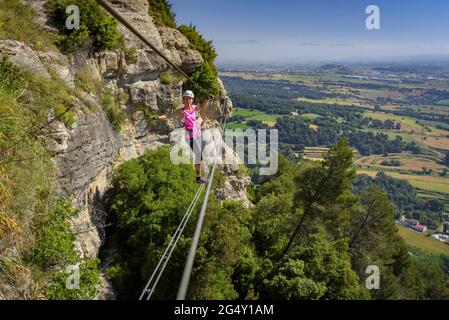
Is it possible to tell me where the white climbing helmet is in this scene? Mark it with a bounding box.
[183,90,194,99]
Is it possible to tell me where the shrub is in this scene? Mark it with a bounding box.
[46,258,100,300]
[33,199,80,269]
[147,0,177,28]
[178,24,217,64]
[381,160,402,167]
[189,61,220,101]
[101,89,127,131]
[159,70,184,84]
[177,24,220,100]
[124,46,138,65]
[45,0,123,52]
[32,198,100,300]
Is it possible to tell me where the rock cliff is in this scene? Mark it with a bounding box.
[1,0,251,299]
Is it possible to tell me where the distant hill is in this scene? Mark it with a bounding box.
[317,64,353,74]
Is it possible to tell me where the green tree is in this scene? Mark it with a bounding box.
[412,250,449,300]
[260,228,368,300]
[349,187,415,299]
[279,139,355,259]
[108,147,252,299]
[189,61,220,101]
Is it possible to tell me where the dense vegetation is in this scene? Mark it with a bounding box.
[223,77,423,156]
[381,160,402,167]
[0,0,57,51]
[106,146,247,299]
[178,24,220,101]
[45,0,123,52]
[147,0,177,28]
[106,141,449,300]
[352,173,444,228]
[275,116,420,155]
[0,57,99,299]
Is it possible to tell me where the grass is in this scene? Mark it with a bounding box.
[233,108,281,123]
[355,153,445,172]
[0,0,58,51]
[364,111,424,132]
[405,179,449,194]
[100,89,127,131]
[419,119,449,131]
[397,224,449,256]
[362,129,415,142]
[296,97,364,107]
[226,123,252,130]
[75,67,103,94]
[357,170,449,194]
[159,70,184,84]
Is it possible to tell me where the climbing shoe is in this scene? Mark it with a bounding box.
[196,176,208,184]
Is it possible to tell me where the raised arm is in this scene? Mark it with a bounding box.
[156,108,183,121]
[199,96,213,120]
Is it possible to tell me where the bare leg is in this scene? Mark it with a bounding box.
[195,164,201,177]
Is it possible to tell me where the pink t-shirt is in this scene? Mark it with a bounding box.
[182,105,201,139]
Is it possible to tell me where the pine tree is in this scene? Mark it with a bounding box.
[279,139,355,259]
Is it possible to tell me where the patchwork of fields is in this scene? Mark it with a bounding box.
[221,68,449,255]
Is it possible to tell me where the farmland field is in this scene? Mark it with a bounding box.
[397,224,449,256]
[364,112,424,132]
[355,154,445,172]
[356,170,449,194]
[296,97,364,107]
[226,123,251,130]
[233,108,280,121]
[221,66,449,258]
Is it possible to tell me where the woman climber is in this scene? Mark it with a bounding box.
[154,90,212,184]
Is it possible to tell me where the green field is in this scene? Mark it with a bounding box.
[436,99,449,106]
[357,170,449,195]
[397,224,449,256]
[406,179,449,194]
[302,113,322,119]
[362,129,415,142]
[232,108,282,126]
[226,123,251,130]
[297,97,364,107]
[364,112,424,131]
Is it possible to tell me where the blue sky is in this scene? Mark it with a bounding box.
[171,0,449,64]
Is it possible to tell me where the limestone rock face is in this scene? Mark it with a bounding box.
[216,175,253,208]
[0,40,50,78]
[159,27,204,74]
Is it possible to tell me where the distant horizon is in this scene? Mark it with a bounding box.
[215,53,449,69]
[172,0,449,64]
